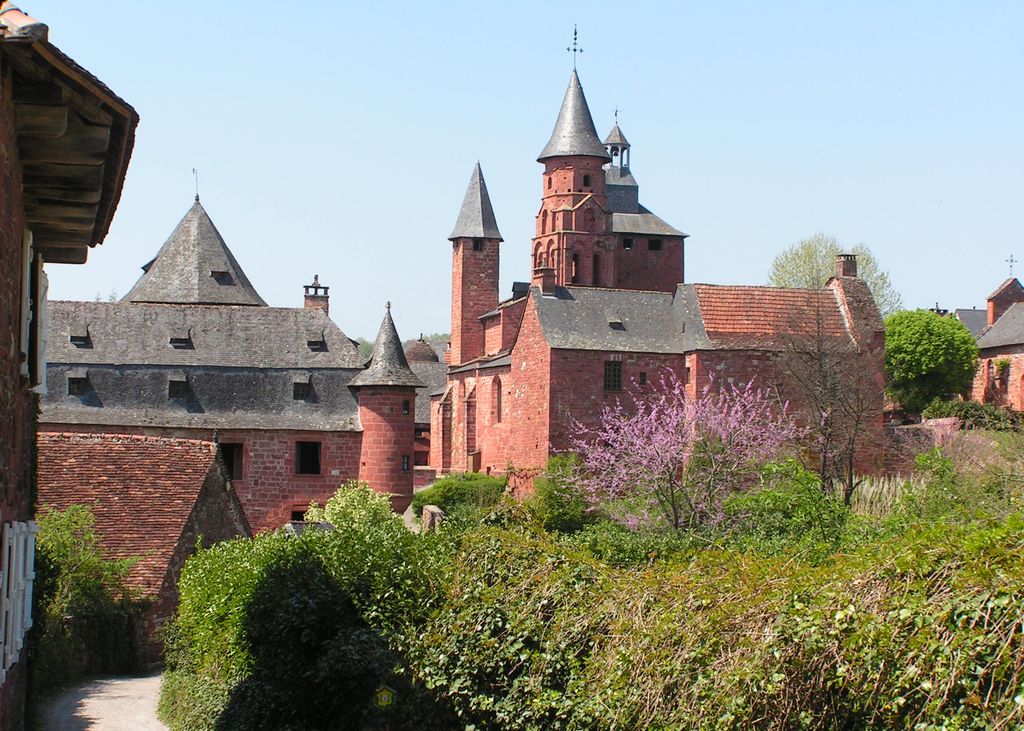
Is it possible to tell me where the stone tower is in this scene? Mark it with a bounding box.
[448,162,503,366]
[534,70,613,288]
[351,305,423,511]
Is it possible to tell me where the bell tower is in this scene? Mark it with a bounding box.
[533,70,612,288]
[448,162,502,366]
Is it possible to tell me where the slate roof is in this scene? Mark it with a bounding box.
[538,70,611,162]
[404,338,440,363]
[410,361,446,423]
[530,283,858,353]
[43,301,365,431]
[612,206,686,237]
[47,301,364,369]
[350,308,424,388]
[36,432,236,595]
[123,199,267,306]
[978,302,1024,349]
[988,278,1023,300]
[449,162,503,241]
[954,308,987,338]
[603,123,629,147]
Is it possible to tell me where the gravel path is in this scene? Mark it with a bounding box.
[39,672,166,731]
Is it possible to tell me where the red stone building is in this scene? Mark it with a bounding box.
[36,433,250,663]
[431,70,885,480]
[40,200,422,532]
[1,4,136,726]
[971,278,1024,408]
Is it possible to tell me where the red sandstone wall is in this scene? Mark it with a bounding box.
[357,387,416,512]
[450,237,499,365]
[987,281,1024,327]
[974,348,1024,409]
[500,298,526,352]
[38,423,363,532]
[613,235,684,293]
[143,466,250,663]
[0,61,32,731]
[483,315,502,356]
[503,302,552,469]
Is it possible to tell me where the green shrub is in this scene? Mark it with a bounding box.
[922,397,1024,431]
[410,472,506,517]
[528,454,592,533]
[30,504,144,699]
[724,459,849,560]
[558,520,694,567]
[160,485,455,730]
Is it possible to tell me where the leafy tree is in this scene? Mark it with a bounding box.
[884,309,979,412]
[571,373,804,531]
[768,233,902,316]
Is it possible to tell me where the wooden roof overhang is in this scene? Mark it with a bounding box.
[1,35,137,263]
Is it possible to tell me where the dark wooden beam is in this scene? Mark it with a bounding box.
[17,114,111,165]
[22,161,104,191]
[24,187,102,204]
[13,102,67,136]
[37,247,88,264]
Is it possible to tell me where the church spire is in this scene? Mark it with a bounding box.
[537,69,610,162]
[448,162,503,241]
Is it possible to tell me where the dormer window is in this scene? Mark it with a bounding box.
[68,376,87,395]
[293,382,309,400]
[169,336,193,349]
[211,270,234,285]
[608,317,625,331]
[168,379,188,398]
[307,339,327,352]
[70,333,91,348]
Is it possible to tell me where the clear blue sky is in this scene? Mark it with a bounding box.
[34,1,1024,340]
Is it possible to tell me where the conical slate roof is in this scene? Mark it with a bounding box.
[448,162,503,241]
[350,306,424,388]
[538,70,611,162]
[603,123,629,147]
[123,198,267,306]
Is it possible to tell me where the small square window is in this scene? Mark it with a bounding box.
[307,339,327,352]
[169,336,193,349]
[293,382,309,400]
[472,240,484,251]
[68,377,87,395]
[622,238,634,251]
[639,372,647,386]
[169,380,188,398]
[211,270,234,285]
[296,441,321,475]
[603,361,622,391]
[221,443,243,480]
[648,239,663,251]
[69,334,91,348]
[290,509,307,522]
[401,455,410,472]
[402,399,411,415]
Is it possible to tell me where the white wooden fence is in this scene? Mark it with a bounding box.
[0,520,37,685]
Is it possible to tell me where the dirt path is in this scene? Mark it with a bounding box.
[39,671,166,731]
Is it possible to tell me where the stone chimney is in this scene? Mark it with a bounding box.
[532,266,556,295]
[836,253,857,278]
[303,275,329,316]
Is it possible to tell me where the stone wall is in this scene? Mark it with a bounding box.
[356,387,417,512]
[973,346,1024,409]
[613,235,685,293]
[450,237,499,365]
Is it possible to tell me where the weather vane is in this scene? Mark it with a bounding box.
[192,168,199,202]
[566,25,583,68]
[1008,254,1018,276]
[613,107,619,124]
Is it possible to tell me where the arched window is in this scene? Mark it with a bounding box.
[585,209,595,229]
[547,176,552,190]
[572,253,580,283]
[592,253,601,286]
[541,210,548,235]
[533,242,543,269]
[492,377,503,423]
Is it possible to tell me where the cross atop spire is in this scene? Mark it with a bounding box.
[1008,254,1017,276]
[566,25,583,68]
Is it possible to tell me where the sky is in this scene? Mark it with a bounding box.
[31,1,1024,340]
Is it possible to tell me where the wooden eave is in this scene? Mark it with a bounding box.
[2,37,137,264]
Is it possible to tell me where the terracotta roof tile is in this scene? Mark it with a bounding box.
[37,432,220,596]
[694,284,850,349]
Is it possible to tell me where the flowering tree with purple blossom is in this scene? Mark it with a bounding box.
[571,372,805,531]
